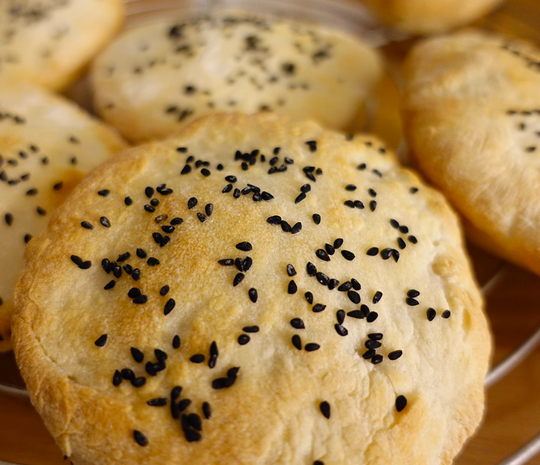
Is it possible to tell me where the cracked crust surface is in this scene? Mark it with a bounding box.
[14,113,490,464]
[91,12,381,143]
[0,82,126,351]
[0,0,124,90]
[403,30,540,276]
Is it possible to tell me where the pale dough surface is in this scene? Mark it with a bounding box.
[14,113,490,464]
[91,13,381,143]
[0,82,126,351]
[363,0,502,34]
[403,30,540,276]
[0,0,124,90]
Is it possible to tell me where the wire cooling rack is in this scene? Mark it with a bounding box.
[0,0,539,464]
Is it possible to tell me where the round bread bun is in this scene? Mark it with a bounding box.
[0,82,126,352]
[362,0,502,34]
[91,13,381,144]
[0,0,124,90]
[403,30,540,276]
[14,113,490,464]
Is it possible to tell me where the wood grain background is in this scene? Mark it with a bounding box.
[0,0,538,463]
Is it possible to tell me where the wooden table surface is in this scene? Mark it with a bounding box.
[0,0,539,464]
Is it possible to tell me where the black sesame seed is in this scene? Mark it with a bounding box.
[288,280,298,294]
[24,234,32,243]
[104,280,115,290]
[367,312,378,322]
[112,370,122,386]
[291,222,302,234]
[281,221,292,232]
[312,304,326,313]
[201,168,211,177]
[338,282,352,292]
[164,298,176,315]
[312,214,321,225]
[94,334,108,347]
[367,247,379,256]
[100,217,111,228]
[292,335,302,350]
[218,259,234,266]
[202,402,211,419]
[371,354,383,364]
[295,192,306,204]
[291,318,305,329]
[125,197,133,206]
[306,262,317,276]
[133,430,148,446]
[407,289,420,298]
[188,197,197,209]
[305,343,320,352]
[345,184,357,191]
[397,237,406,249]
[316,249,330,261]
[406,298,419,306]
[236,241,252,251]
[178,399,192,412]
[341,250,355,261]
[389,350,403,360]
[369,200,377,212]
[36,207,47,216]
[316,272,329,286]
[335,324,348,336]
[362,349,375,359]
[328,279,339,290]
[171,217,183,225]
[172,335,181,349]
[121,369,135,380]
[197,213,206,223]
[71,255,83,266]
[427,308,436,321]
[267,215,282,225]
[238,334,250,345]
[390,219,400,229]
[351,279,361,291]
[160,285,170,296]
[372,291,383,304]
[181,165,192,175]
[205,204,213,216]
[365,340,381,349]
[305,141,318,152]
[305,292,314,304]
[147,398,167,407]
[325,244,335,255]
[348,291,360,304]
[190,354,205,363]
[336,310,346,325]
[442,310,451,319]
[396,395,407,412]
[399,225,409,234]
[132,377,146,388]
[133,295,148,304]
[287,264,297,276]
[243,326,259,333]
[131,347,144,363]
[156,348,169,361]
[147,257,160,266]
[319,401,331,419]
[249,288,258,303]
[233,273,244,286]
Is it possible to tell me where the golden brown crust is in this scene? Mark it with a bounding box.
[14,113,490,464]
[0,82,126,351]
[91,13,381,143]
[0,0,125,90]
[363,0,502,34]
[403,30,540,277]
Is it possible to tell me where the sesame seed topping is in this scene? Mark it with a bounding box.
[372,291,383,304]
[388,350,403,360]
[100,217,111,228]
[188,197,197,209]
[319,401,331,419]
[288,280,298,294]
[312,214,321,225]
[341,250,355,261]
[94,334,108,347]
[81,221,93,230]
[292,335,302,350]
[131,347,144,363]
[305,343,320,352]
[236,241,252,251]
[427,308,436,321]
[248,288,258,303]
[442,310,451,319]
[366,247,379,256]
[190,354,205,363]
[133,430,148,446]
[396,395,407,412]
[238,334,250,345]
